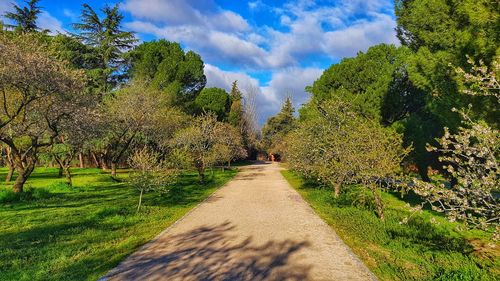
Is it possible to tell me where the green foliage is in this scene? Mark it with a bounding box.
[72,3,137,92]
[228,81,244,127]
[171,113,246,182]
[282,170,499,281]
[3,0,41,33]
[261,97,295,155]
[395,0,498,61]
[287,98,410,219]
[307,44,421,122]
[195,87,230,120]
[0,167,237,280]
[127,40,206,110]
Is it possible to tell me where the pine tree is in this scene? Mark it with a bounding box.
[228,81,244,127]
[4,0,42,33]
[72,3,137,92]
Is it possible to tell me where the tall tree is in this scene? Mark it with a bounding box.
[228,81,244,127]
[261,97,295,157]
[4,0,41,33]
[73,3,137,92]
[127,40,206,111]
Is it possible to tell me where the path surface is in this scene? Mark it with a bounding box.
[102,163,376,281]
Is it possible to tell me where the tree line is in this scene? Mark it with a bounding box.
[0,0,258,193]
[262,0,498,236]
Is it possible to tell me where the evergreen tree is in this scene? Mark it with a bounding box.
[4,0,42,33]
[72,3,137,92]
[228,81,244,127]
[261,97,296,156]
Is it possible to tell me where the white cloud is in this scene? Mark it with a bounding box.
[122,0,249,33]
[123,0,399,71]
[38,11,65,34]
[205,64,322,125]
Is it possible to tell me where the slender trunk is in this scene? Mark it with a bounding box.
[5,147,14,182]
[5,166,14,183]
[197,166,205,184]
[79,153,84,168]
[58,166,63,178]
[333,175,345,198]
[111,162,117,177]
[91,152,100,168]
[137,189,143,213]
[101,156,109,171]
[369,184,385,221]
[64,167,72,187]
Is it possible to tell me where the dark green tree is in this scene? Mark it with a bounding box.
[261,97,296,156]
[127,40,206,110]
[228,81,244,127]
[306,44,437,180]
[3,0,41,33]
[73,3,137,92]
[195,88,230,120]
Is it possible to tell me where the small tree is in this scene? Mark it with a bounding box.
[171,113,245,182]
[287,99,409,220]
[127,148,177,212]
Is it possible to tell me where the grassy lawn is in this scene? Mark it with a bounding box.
[0,167,237,281]
[281,170,499,281]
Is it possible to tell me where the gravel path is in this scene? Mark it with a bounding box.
[101,163,376,281]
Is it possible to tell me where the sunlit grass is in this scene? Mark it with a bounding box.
[282,170,499,281]
[0,167,237,281]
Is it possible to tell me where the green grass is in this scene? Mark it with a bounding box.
[0,167,237,281]
[281,170,499,281]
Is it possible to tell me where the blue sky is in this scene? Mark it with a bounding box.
[0,0,399,124]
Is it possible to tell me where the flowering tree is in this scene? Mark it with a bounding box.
[410,58,499,237]
[287,99,409,220]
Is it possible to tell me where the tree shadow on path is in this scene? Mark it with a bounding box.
[104,221,312,281]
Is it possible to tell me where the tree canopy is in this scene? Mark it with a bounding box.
[4,0,42,33]
[127,39,206,110]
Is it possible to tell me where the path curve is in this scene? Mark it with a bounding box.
[102,163,376,281]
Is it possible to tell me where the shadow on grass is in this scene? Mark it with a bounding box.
[103,221,311,281]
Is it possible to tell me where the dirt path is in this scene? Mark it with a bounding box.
[101,163,376,281]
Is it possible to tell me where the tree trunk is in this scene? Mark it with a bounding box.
[334,182,341,198]
[197,166,205,184]
[111,162,117,177]
[417,163,431,182]
[101,157,109,171]
[79,153,84,168]
[137,189,143,213]
[58,166,63,178]
[5,166,14,183]
[64,167,72,187]
[5,147,14,182]
[369,184,385,221]
[91,152,100,168]
[332,175,345,198]
[13,173,27,193]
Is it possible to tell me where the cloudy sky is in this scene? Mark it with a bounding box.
[0,0,399,124]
